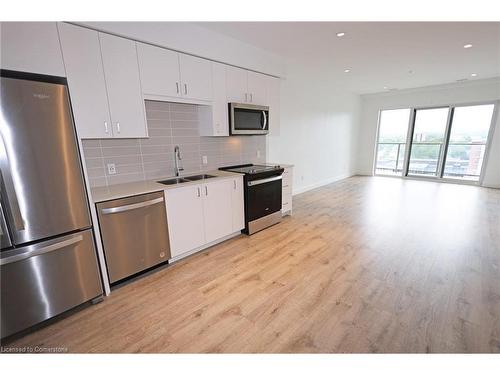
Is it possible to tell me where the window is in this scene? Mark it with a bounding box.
[374,103,496,183]
[374,109,411,176]
[407,107,449,177]
[442,104,495,181]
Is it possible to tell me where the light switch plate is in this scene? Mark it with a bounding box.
[107,163,116,175]
[202,155,208,165]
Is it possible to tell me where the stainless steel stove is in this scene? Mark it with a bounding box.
[220,164,284,235]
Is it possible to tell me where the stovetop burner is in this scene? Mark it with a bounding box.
[220,164,282,175]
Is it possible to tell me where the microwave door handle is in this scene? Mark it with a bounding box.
[262,111,267,130]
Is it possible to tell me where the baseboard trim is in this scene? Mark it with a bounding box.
[293,172,354,196]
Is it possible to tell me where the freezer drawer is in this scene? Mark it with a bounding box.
[97,191,171,284]
[0,229,102,338]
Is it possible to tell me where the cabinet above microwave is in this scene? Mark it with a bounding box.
[229,103,269,135]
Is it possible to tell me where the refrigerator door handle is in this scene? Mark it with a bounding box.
[0,234,83,266]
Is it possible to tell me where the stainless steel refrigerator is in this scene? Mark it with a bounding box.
[0,72,103,339]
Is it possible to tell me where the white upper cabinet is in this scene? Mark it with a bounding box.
[231,176,245,232]
[58,23,112,138]
[226,66,269,105]
[179,54,212,101]
[99,33,148,138]
[247,71,268,105]
[226,66,248,103]
[202,179,233,244]
[136,42,181,98]
[267,76,281,136]
[1,22,65,76]
[200,62,228,137]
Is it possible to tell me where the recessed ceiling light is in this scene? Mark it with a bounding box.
[336,32,345,37]
[344,69,351,73]
[383,86,389,90]
[463,44,473,49]
[471,73,478,77]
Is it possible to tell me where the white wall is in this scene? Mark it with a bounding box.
[77,22,285,78]
[357,78,500,188]
[268,62,361,194]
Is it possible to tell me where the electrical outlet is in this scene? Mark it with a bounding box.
[202,155,208,165]
[107,163,116,175]
[256,150,261,158]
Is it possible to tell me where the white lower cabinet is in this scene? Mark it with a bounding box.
[282,166,294,216]
[202,180,233,243]
[164,185,205,258]
[231,176,245,231]
[164,176,244,259]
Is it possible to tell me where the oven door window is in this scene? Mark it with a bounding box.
[234,108,266,130]
[247,179,282,221]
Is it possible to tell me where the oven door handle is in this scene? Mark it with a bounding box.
[247,175,282,187]
[262,111,267,130]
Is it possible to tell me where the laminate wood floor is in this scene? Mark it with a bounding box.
[4,176,500,353]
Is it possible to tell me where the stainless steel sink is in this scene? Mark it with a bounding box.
[157,178,190,185]
[184,174,217,181]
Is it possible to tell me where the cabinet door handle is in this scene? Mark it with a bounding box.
[250,93,253,102]
[197,187,200,197]
[104,121,109,134]
[116,122,121,134]
[176,82,180,94]
[233,180,236,189]
[245,93,248,102]
[184,83,188,95]
[205,186,208,196]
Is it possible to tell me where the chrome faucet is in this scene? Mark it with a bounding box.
[174,145,184,176]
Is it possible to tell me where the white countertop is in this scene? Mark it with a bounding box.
[90,169,242,203]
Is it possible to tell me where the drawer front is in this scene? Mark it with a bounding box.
[282,185,292,197]
[282,200,292,213]
[1,229,102,338]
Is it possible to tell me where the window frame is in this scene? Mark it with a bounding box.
[373,100,499,186]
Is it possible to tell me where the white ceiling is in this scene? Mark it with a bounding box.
[195,22,500,94]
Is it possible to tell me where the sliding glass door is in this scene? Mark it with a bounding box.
[374,103,496,183]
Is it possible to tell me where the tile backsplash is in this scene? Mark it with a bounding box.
[82,100,267,188]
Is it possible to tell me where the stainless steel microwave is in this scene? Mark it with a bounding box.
[229,103,269,135]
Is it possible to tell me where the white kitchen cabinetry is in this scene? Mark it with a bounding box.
[136,42,181,98]
[282,166,294,216]
[58,24,147,139]
[226,66,248,103]
[179,54,212,101]
[164,176,244,260]
[226,66,269,105]
[164,185,206,258]
[99,33,148,138]
[200,62,229,136]
[202,179,233,243]
[136,43,212,102]
[231,176,245,231]
[267,76,281,136]
[247,71,268,105]
[1,22,65,76]
[58,23,112,139]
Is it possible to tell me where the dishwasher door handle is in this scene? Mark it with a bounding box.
[101,197,164,215]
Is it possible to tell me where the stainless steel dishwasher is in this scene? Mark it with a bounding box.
[96,191,171,284]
